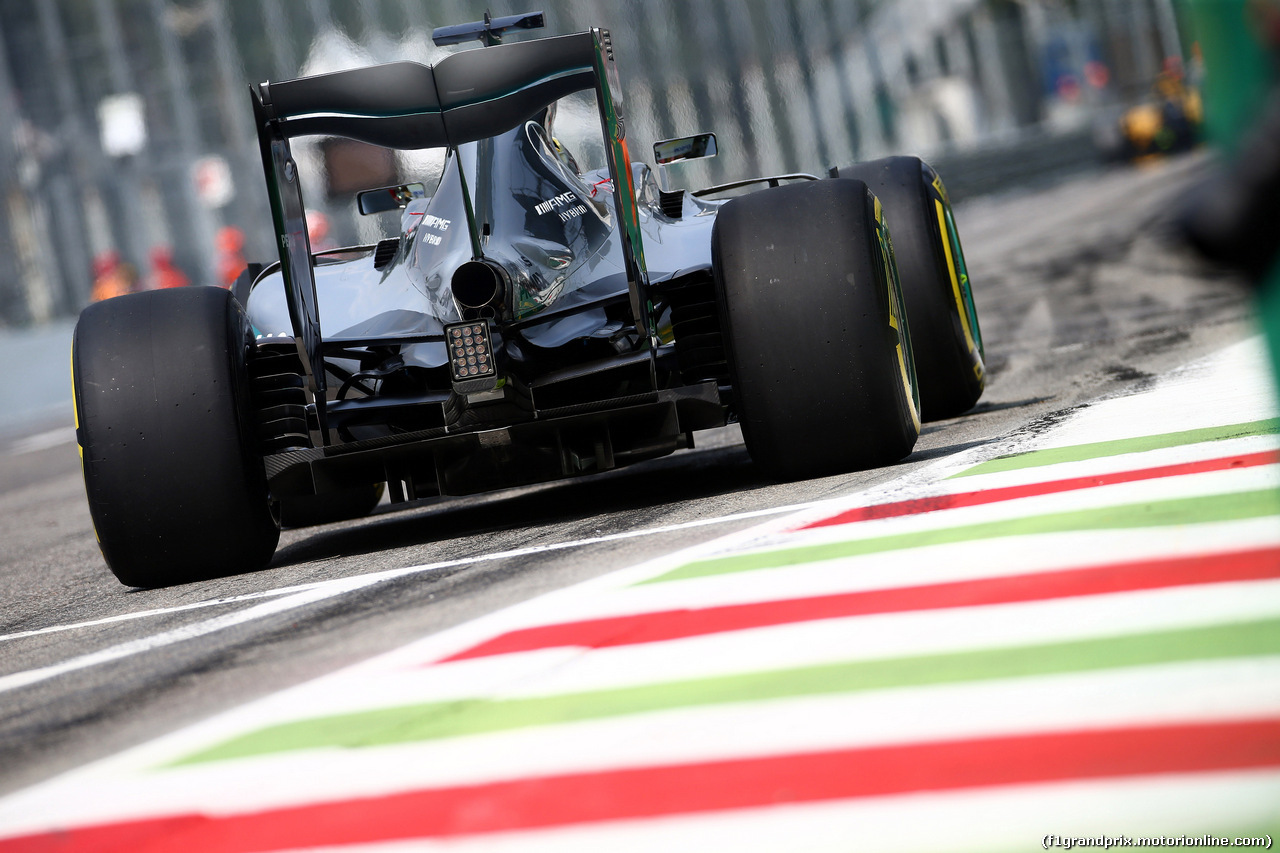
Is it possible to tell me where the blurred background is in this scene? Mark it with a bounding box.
[0,0,1192,327]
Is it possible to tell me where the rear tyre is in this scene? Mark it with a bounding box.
[230,262,263,309]
[834,157,985,420]
[711,178,920,479]
[72,287,280,587]
[279,483,384,529]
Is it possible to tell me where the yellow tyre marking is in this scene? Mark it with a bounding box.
[876,197,921,434]
[70,343,82,462]
[71,340,101,546]
[935,198,978,357]
[887,308,921,433]
[931,173,949,205]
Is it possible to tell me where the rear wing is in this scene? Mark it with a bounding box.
[249,29,650,445]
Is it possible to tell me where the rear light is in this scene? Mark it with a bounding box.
[445,320,498,393]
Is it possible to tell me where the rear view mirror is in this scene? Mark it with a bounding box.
[357,182,428,215]
[653,133,718,165]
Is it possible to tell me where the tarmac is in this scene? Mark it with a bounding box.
[2,335,1277,851]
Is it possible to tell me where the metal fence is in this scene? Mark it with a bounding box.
[0,0,1184,327]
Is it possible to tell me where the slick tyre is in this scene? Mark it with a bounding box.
[834,157,985,420]
[72,287,280,587]
[712,178,920,479]
[230,262,263,310]
[279,483,384,528]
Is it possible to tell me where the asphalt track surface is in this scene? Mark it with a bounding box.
[0,153,1258,799]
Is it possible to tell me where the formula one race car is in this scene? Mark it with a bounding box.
[72,11,984,587]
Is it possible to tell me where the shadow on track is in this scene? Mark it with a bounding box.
[269,443,763,568]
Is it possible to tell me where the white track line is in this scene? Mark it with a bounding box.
[0,502,830,689]
[0,580,380,694]
[0,588,338,643]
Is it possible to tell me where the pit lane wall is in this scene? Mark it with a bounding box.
[1,335,1277,851]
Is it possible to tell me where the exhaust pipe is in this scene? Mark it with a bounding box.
[450,260,506,320]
